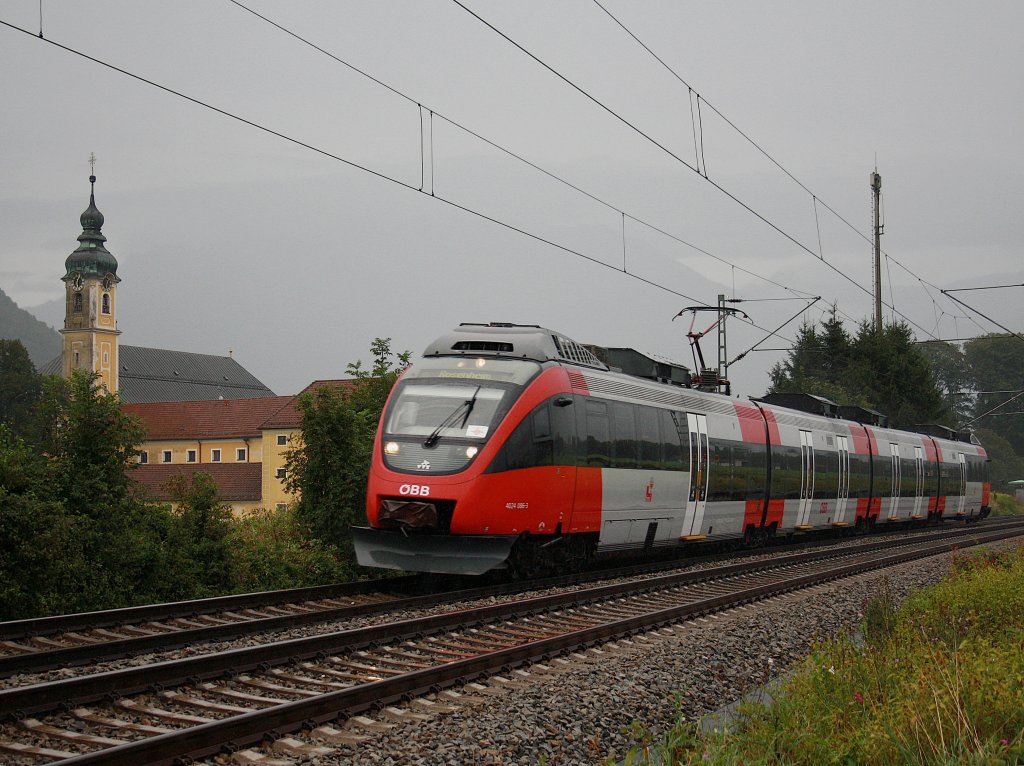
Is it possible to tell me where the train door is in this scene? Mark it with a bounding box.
[796,430,815,527]
[956,452,967,515]
[835,435,850,524]
[888,443,901,519]
[680,413,709,537]
[912,446,925,518]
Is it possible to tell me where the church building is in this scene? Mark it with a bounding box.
[44,172,344,513]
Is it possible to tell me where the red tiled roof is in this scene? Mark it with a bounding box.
[131,463,263,502]
[259,379,357,430]
[122,396,293,440]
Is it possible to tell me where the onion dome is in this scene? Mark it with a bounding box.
[64,175,119,280]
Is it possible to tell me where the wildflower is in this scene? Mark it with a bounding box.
[827,665,835,675]
[853,692,865,706]
[1001,738,1009,748]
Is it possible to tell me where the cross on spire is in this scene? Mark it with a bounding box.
[89,152,96,175]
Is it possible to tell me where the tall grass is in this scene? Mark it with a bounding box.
[990,491,1024,517]
[612,543,1024,765]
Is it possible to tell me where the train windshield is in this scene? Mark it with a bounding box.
[384,358,539,442]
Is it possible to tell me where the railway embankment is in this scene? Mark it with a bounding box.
[614,516,1024,765]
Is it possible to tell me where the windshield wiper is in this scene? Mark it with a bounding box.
[423,386,481,448]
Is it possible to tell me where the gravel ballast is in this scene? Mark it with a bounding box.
[309,548,980,765]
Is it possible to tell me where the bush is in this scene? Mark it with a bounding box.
[227,505,353,592]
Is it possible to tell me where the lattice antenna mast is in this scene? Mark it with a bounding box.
[871,168,884,334]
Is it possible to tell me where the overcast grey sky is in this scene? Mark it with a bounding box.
[2,1,1021,397]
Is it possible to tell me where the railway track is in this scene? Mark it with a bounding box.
[1,519,1020,681]
[1,522,1021,765]
[0,520,1017,680]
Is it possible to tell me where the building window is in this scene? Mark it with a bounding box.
[73,351,80,367]
[277,434,288,446]
[275,467,287,479]
[139,451,148,464]
[101,293,111,315]
[211,448,221,462]
[162,450,172,463]
[187,449,197,463]
[73,292,83,313]
[236,448,247,462]
[103,351,109,366]
[275,503,287,511]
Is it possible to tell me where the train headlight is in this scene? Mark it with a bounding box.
[465,446,479,459]
[384,441,400,455]
[475,358,487,368]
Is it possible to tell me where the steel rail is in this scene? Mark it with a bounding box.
[1,520,1016,680]
[2,519,1015,679]
[2,524,1016,719]
[0,575,421,641]
[48,526,1023,766]
[5,516,1005,645]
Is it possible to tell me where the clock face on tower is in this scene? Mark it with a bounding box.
[70,273,83,291]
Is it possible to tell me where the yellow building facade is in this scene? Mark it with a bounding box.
[123,397,303,514]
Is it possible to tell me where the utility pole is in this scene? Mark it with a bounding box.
[717,294,728,382]
[871,169,884,335]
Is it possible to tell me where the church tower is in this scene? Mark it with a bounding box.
[61,170,121,392]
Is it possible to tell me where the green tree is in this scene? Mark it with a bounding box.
[18,369,169,612]
[963,334,1024,454]
[848,321,951,428]
[285,338,409,559]
[0,339,43,436]
[769,318,952,428]
[33,369,145,516]
[0,426,88,618]
[919,340,972,423]
[769,314,865,407]
[973,427,1024,487]
[164,472,235,597]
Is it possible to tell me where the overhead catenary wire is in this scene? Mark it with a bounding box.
[588,0,979,339]
[0,16,706,307]
[220,0,825,352]
[451,0,946,343]
[940,289,1024,346]
[224,0,815,305]
[12,6,975,353]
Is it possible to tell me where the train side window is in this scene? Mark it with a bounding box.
[660,409,686,471]
[707,442,732,502]
[848,452,872,498]
[815,445,840,500]
[533,405,551,441]
[773,445,802,499]
[637,406,661,470]
[610,401,637,469]
[584,399,611,467]
[490,403,553,472]
[551,395,578,466]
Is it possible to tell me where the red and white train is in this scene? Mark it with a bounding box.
[353,323,990,575]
